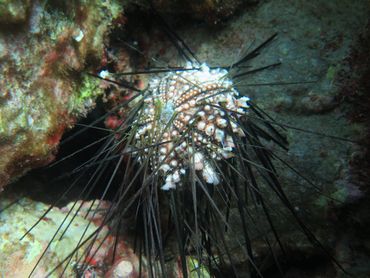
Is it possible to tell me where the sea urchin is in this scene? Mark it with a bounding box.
[132,63,250,190]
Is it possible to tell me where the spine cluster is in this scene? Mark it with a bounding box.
[133,64,250,190]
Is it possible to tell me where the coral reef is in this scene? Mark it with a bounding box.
[0,197,133,277]
[0,1,122,190]
[0,194,210,277]
[0,0,369,276]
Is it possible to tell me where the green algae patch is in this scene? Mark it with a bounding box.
[326,65,339,81]
[68,74,103,116]
[188,257,211,278]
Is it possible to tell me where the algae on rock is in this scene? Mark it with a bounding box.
[0,0,123,190]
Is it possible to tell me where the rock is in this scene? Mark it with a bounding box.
[0,197,134,277]
[299,93,337,114]
[0,0,31,24]
[0,194,211,277]
[110,260,135,278]
[127,0,259,24]
[0,1,123,190]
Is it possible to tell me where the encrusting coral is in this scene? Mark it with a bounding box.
[0,0,122,190]
[0,197,138,277]
[0,195,210,277]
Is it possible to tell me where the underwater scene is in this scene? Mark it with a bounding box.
[0,0,369,277]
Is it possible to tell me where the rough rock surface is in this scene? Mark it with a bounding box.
[0,0,32,24]
[128,0,259,24]
[0,1,122,190]
[0,193,210,277]
[0,196,140,277]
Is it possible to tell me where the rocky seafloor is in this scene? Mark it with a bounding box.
[0,0,370,277]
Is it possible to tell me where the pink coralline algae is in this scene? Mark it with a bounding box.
[0,1,123,190]
[0,197,140,277]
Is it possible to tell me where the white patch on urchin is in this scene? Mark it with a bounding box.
[133,63,250,190]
